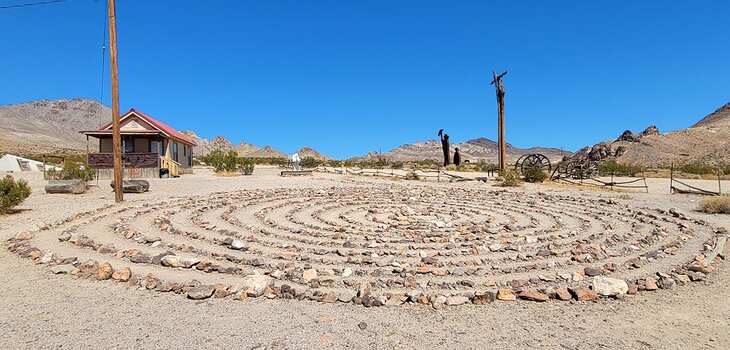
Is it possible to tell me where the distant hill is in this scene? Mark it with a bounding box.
[245,145,288,159]
[571,101,730,165]
[297,146,332,160]
[0,98,109,154]
[179,132,235,157]
[355,137,568,164]
[235,142,260,156]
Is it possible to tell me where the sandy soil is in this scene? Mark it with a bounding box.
[0,166,728,349]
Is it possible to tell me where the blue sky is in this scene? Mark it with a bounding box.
[2,0,729,159]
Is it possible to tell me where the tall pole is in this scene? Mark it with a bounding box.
[108,0,123,202]
[491,70,507,171]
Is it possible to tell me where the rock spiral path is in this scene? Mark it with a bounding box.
[7,185,727,308]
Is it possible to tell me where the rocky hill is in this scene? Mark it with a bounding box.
[692,102,730,127]
[244,145,288,159]
[235,142,260,156]
[0,98,109,154]
[179,132,236,157]
[571,101,730,165]
[297,147,332,160]
[357,137,568,164]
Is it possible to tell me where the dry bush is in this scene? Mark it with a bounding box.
[496,170,523,187]
[699,196,730,214]
[0,176,31,213]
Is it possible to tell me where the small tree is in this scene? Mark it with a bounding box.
[0,176,31,213]
[46,159,96,181]
[239,158,255,175]
[300,156,322,169]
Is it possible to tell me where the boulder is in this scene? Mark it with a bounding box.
[592,276,629,296]
[110,180,150,193]
[241,274,271,297]
[45,180,86,194]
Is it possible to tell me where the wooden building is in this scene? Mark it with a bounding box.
[82,109,196,179]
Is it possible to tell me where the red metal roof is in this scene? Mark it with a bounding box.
[99,109,197,146]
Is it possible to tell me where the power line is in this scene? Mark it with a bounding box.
[0,0,68,9]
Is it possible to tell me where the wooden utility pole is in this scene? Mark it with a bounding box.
[491,70,507,171]
[108,0,123,202]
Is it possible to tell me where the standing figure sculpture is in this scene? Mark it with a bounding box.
[438,129,450,167]
[453,147,461,166]
[491,70,507,171]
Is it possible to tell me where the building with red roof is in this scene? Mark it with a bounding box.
[81,109,196,179]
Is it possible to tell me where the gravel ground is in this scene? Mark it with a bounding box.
[0,166,728,350]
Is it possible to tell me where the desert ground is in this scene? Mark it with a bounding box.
[0,166,728,349]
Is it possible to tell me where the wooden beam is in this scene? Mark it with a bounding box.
[108,0,123,202]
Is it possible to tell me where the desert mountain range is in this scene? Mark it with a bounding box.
[571,102,730,165]
[0,99,329,159]
[1,98,728,165]
[356,137,569,164]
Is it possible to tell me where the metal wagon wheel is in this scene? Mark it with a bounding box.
[514,154,529,173]
[520,154,551,174]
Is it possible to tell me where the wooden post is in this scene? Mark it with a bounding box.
[718,166,722,195]
[669,163,674,194]
[108,0,123,202]
[491,70,507,172]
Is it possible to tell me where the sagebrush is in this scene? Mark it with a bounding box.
[496,169,523,187]
[699,196,730,214]
[0,175,31,213]
[523,167,548,183]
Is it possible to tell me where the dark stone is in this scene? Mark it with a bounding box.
[110,180,150,193]
[45,180,86,194]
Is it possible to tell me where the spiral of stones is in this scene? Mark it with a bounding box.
[7,185,726,307]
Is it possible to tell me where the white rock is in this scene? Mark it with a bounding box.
[302,268,318,281]
[592,276,629,296]
[242,273,271,297]
[230,240,246,250]
[161,255,181,268]
[341,267,353,278]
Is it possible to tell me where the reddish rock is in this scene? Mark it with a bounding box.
[627,284,638,295]
[645,278,659,291]
[518,291,549,302]
[96,262,114,280]
[496,289,516,301]
[571,288,598,301]
[555,287,572,301]
[111,267,132,282]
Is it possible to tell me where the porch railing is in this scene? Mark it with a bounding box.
[88,153,160,169]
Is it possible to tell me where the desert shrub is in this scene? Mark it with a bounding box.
[300,156,322,169]
[699,196,730,214]
[404,168,420,180]
[475,162,499,173]
[678,163,717,175]
[599,160,643,176]
[523,167,548,183]
[203,150,239,173]
[47,159,96,181]
[0,176,31,213]
[327,160,342,168]
[496,169,523,187]
[390,161,404,170]
[239,159,255,175]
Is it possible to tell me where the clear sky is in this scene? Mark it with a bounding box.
[2,0,729,159]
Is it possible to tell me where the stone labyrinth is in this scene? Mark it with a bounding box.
[8,185,727,308]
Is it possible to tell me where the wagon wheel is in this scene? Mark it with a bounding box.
[520,154,551,174]
[581,161,598,178]
[514,154,529,173]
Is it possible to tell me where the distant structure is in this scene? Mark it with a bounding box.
[438,129,450,166]
[490,70,507,171]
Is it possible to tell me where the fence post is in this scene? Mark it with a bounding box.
[719,166,722,195]
[669,163,674,194]
[610,172,614,190]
